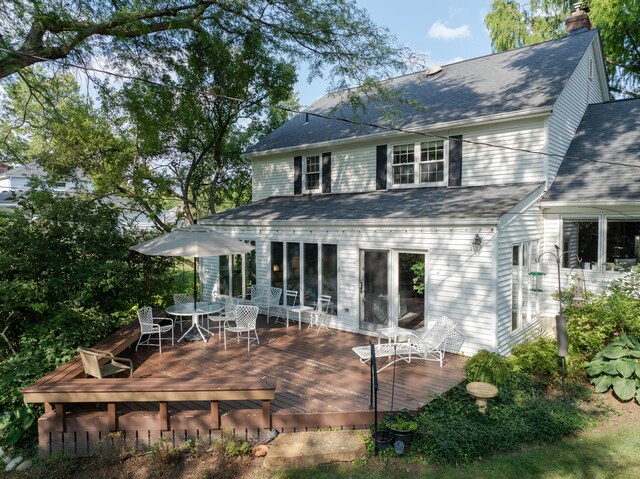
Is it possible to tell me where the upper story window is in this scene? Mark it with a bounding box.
[305,155,320,191]
[392,140,446,187]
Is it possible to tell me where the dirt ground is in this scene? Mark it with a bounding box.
[6,390,640,479]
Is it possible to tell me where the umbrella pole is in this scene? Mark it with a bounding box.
[193,257,198,309]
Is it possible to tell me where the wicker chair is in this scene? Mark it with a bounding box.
[78,347,133,378]
[224,305,260,351]
[136,306,174,353]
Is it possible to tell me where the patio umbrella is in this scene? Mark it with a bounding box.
[131,224,254,308]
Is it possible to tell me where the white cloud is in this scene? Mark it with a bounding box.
[427,22,471,40]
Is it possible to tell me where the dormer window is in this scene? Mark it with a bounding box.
[305,155,320,191]
[392,140,447,187]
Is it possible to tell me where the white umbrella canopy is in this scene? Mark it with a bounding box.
[131,225,255,305]
[131,225,254,257]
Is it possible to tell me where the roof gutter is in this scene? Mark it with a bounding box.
[244,106,553,158]
[201,217,501,228]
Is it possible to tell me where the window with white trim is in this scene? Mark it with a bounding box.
[561,217,640,272]
[512,240,540,332]
[392,140,446,186]
[305,155,320,191]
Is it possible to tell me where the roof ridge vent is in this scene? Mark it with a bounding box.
[425,66,443,77]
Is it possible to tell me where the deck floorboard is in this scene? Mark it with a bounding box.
[117,318,466,416]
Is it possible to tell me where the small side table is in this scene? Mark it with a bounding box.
[289,305,313,330]
[377,326,415,345]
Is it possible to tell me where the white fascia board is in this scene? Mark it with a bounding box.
[592,32,612,102]
[498,184,546,229]
[541,200,640,209]
[244,106,554,159]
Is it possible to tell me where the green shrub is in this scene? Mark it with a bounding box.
[565,293,640,359]
[585,334,640,403]
[464,350,511,387]
[411,382,594,465]
[509,337,559,385]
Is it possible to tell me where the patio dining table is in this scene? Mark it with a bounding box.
[167,301,223,343]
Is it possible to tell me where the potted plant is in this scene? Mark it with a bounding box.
[386,412,418,448]
[371,429,393,450]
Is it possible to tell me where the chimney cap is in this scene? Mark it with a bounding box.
[571,2,590,14]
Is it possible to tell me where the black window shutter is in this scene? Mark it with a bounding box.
[322,152,331,193]
[294,156,302,195]
[376,145,387,190]
[448,135,463,187]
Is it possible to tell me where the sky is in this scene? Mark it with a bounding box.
[295,0,495,106]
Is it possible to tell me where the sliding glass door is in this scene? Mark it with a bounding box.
[359,250,389,331]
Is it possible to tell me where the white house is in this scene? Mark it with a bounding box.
[0,162,180,229]
[199,22,637,355]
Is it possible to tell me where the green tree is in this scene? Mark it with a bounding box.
[485,0,640,97]
[0,0,403,93]
[1,29,297,229]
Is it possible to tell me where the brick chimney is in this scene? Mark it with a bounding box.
[566,2,592,34]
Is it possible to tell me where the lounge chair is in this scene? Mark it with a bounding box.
[78,347,133,378]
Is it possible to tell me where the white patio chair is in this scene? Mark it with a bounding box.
[208,296,238,340]
[404,316,457,367]
[308,294,332,332]
[272,290,298,326]
[236,284,256,305]
[173,293,195,330]
[136,306,174,353]
[224,305,260,351]
[260,287,282,323]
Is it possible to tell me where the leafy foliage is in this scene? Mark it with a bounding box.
[464,350,511,387]
[565,292,640,359]
[485,0,640,98]
[0,189,175,447]
[585,334,640,403]
[0,0,405,90]
[509,337,559,385]
[411,380,593,465]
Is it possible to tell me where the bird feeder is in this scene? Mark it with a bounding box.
[529,271,545,293]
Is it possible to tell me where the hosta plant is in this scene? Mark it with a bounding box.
[585,334,640,403]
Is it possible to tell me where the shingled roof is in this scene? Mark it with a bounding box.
[249,30,600,154]
[543,98,640,203]
[204,182,544,224]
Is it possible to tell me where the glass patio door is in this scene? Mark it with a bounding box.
[359,250,390,331]
[397,252,426,331]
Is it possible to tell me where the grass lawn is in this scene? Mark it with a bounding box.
[270,394,640,479]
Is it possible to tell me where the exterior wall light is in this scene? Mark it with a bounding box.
[472,234,483,254]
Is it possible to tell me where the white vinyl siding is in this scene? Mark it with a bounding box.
[461,117,547,186]
[547,41,606,186]
[200,220,498,355]
[252,156,294,201]
[495,186,545,355]
[251,118,547,200]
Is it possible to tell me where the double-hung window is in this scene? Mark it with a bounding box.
[392,140,446,187]
[305,155,320,191]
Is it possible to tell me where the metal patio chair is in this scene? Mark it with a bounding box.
[208,296,238,340]
[136,306,174,353]
[224,305,260,351]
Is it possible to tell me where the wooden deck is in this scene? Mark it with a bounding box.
[123,318,465,417]
[26,317,466,456]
